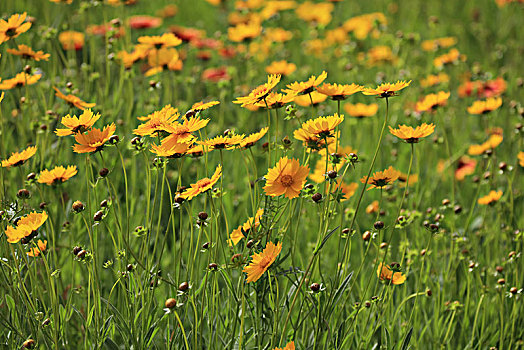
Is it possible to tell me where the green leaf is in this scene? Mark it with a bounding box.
[401,327,413,350]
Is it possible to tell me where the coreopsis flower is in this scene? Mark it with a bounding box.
[344,103,378,118]
[255,92,296,109]
[243,241,282,283]
[55,109,101,136]
[309,157,344,183]
[415,91,450,112]
[166,116,210,143]
[38,165,78,185]
[58,31,85,50]
[285,71,327,95]
[240,127,268,148]
[0,72,41,89]
[332,181,359,202]
[361,166,400,190]
[228,208,264,246]
[398,173,418,187]
[272,341,295,350]
[455,156,477,180]
[5,211,48,244]
[0,13,32,44]
[264,27,293,42]
[202,66,231,82]
[150,137,193,157]
[468,134,503,155]
[1,146,37,168]
[295,1,334,25]
[362,80,411,98]
[86,22,125,37]
[186,144,206,158]
[467,97,502,115]
[293,128,336,151]
[145,47,182,76]
[366,200,379,214]
[228,21,262,42]
[389,123,435,143]
[343,13,387,40]
[180,165,222,200]
[316,83,363,100]
[49,0,73,3]
[73,124,116,153]
[200,134,245,150]
[420,73,449,88]
[137,33,182,50]
[300,114,344,139]
[134,107,179,136]
[27,240,47,257]
[478,190,503,205]
[265,60,296,76]
[264,157,309,199]
[377,263,406,285]
[518,152,524,167]
[233,74,281,107]
[363,46,397,66]
[6,44,50,61]
[54,87,96,110]
[421,37,457,51]
[128,15,162,29]
[294,91,327,106]
[190,100,220,113]
[433,48,464,68]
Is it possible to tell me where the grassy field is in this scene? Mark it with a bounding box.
[0,0,523,349]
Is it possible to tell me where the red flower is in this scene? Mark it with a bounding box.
[128,16,162,29]
[202,67,230,82]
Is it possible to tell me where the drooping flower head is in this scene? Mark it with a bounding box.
[56,109,101,136]
[2,146,37,168]
[361,166,400,190]
[180,165,222,200]
[38,165,78,185]
[389,123,435,143]
[468,134,503,156]
[377,263,406,285]
[54,87,96,110]
[243,241,282,283]
[229,209,264,246]
[264,157,309,199]
[362,80,411,98]
[73,124,116,153]
[27,239,47,257]
[5,211,48,244]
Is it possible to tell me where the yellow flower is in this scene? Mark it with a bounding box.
[38,165,77,185]
[228,21,262,42]
[134,107,179,136]
[191,100,220,112]
[264,157,309,199]
[265,60,297,76]
[0,13,32,44]
[73,124,116,153]
[241,127,269,148]
[27,240,47,257]
[377,263,406,285]
[467,97,502,115]
[285,71,328,95]
[518,151,524,167]
[362,80,411,98]
[5,211,48,244]
[415,91,450,112]
[331,181,359,202]
[272,341,295,350]
[234,75,281,107]
[344,102,378,118]
[316,83,362,100]
[294,91,327,106]
[243,241,282,283]
[137,33,182,50]
[200,134,245,151]
[58,31,85,50]
[468,134,503,155]
[228,209,264,246]
[361,166,400,190]
[55,109,100,136]
[478,190,503,205]
[181,165,222,200]
[389,123,435,143]
[6,44,50,61]
[295,1,334,25]
[433,48,463,68]
[1,146,37,168]
[0,72,41,89]
[300,114,344,138]
[54,87,96,110]
[421,37,457,51]
[144,47,182,76]
[420,73,449,88]
[255,92,297,109]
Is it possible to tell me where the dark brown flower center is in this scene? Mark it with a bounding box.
[280,174,294,187]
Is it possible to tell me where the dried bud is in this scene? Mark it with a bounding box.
[108,135,119,145]
[72,200,85,213]
[99,168,109,177]
[496,266,504,273]
[442,199,451,206]
[77,250,87,259]
[208,263,218,270]
[362,231,371,241]
[198,212,208,220]
[379,242,388,249]
[39,202,47,209]
[100,199,109,208]
[312,193,323,203]
[310,282,320,292]
[17,189,31,199]
[454,205,462,214]
[426,289,432,297]
[497,278,505,285]
[374,221,384,230]
[327,170,337,179]
[94,210,104,222]
[246,240,254,249]
[202,242,210,250]
[27,172,37,181]
[22,339,36,349]
[510,287,518,294]
[126,264,134,272]
[165,298,177,309]
[178,282,189,291]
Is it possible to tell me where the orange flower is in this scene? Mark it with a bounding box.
[54,87,96,110]
[228,21,262,42]
[331,181,359,202]
[200,134,245,151]
[165,116,210,144]
[265,60,297,76]
[468,134,503,155]
[478,190,503,205]
[264,157,309,199]
[137,33,182,50]
[420,73,449,87]
[27,240,47,257]
[6,44,50,61]
[150,137,193,158]
[38,165,77,185]
[0,72,41,89]
[366,200,379,214]
[344,103,378,118]
[5,211,48,244]
[316,83,363,100]
[518,151,524,167]
[361,166,400,190]
[55,109,100,136]
[455,156,477,181]
[241,127,268,148]
[1,146,37,168]
[415,91,450,112]
[128,15,162,29]
[433,48,464,68]
[285,71,327,95]
[243,241,282,283]
[190,100,220,112]
[134,107,179,136]
[234,75,281,107]
[272,341,295,350]
[389,123,435,143]
[295,1,334,25]
[467,97,502,115]
[180,165,222,200]
[377,263,406,285]
[362,80,411,98]
[0,13,32,44]
[58,31,85,50]
[294,91,327,106]
[228,209,264,246]
[73,124,116,153]
[300,114,344,139]
[421,37,457,51]
[255,92,297,109]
